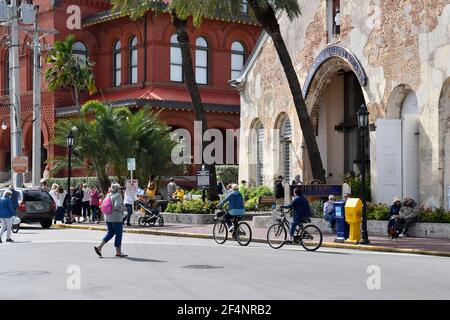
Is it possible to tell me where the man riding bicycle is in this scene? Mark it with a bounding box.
[217,184,245,231]
[281,187,311,244]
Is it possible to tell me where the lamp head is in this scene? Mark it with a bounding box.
[357,104,369,129]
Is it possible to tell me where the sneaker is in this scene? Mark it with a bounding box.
[399,233,407,238]
[6,238,13,242]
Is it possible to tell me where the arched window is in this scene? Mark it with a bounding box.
[255,121,264,186]
[195,37,209,85]
[72,41,88,60]
[129,36,138,84]
[113,40,121,87]
[281,118,292,183]
[231,41,245,79]
[240,1,249,14]
[170,34,183,82]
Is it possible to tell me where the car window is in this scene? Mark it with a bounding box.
[23,190,52,202]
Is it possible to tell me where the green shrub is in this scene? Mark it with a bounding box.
[244,186,274,201]
[418,208,450,223]
[310,201,324,218]
[366,203,390,221]
[347,175,371,202]
[216,165,239,185]
[165,199,218,214]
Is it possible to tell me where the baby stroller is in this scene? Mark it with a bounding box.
[137,198,164,227]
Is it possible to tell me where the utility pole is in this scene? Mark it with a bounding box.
[9,0,23,188]
[31,5,41,187]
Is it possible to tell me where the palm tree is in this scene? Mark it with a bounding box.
[111,0,220,199]
[45,35,97,111]
[52,100,182,193]
[168,0,327,183]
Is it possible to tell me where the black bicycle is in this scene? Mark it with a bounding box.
[213,210,252,246]
[267,207,322,251]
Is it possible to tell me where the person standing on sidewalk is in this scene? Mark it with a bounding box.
[167,178,177,201]
[0,190,16,243]
[274,175,285,206]
[146,175,157,200]
[123,188,134,227]
[54,186,67,224]
[90,186,100,224]
[82,184,91,222]
[94,183,127,258]
[71,185,83,223]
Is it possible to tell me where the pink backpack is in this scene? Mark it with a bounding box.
[100,195,113,215]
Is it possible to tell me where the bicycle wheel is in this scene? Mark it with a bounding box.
[300,224,323,251]
[267,223,287,249]
[235,222,252,246]
[213,221,228,244]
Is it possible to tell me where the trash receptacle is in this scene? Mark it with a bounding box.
[334,201,349,243]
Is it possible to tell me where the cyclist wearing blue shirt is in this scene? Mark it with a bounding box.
[218,184,245,230]
[281,187,311,244]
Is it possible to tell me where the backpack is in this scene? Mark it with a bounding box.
[100,195,113,215]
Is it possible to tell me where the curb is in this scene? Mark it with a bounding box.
[52,224,450,258]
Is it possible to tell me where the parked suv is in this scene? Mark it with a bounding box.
[0,188,56,229]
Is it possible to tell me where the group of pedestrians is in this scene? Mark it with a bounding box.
[45,182,102,224]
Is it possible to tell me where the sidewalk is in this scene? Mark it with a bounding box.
[53,221,450,257]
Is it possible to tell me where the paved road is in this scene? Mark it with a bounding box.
[0,226,449,300]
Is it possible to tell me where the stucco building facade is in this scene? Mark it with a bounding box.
[234,0,450,208]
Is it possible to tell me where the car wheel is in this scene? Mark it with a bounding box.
[41,219,53,229]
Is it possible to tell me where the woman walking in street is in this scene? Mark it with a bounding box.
[0,190,16,243]
[94,183,127,258]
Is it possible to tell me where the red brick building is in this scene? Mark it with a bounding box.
[0,0,261,183]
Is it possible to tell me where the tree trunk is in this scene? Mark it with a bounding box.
[171,11,219,200]
[73,85,81,113]
[247,1,326,183]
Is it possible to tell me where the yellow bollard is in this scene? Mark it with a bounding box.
[344,198,363,244]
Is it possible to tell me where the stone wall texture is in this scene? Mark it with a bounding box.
[239,0,450,208]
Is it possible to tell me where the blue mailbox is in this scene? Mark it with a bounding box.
[334,201,349,243]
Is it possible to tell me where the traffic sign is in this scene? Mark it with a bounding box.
[12,156,28,173]
[127,158,136,171]
[197,170,210,189]
[126,179,139,194]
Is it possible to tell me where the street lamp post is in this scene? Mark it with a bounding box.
[357,104,370,245]
[66,130,74,192]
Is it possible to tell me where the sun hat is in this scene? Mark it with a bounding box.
[328,195,335,200]
[393,196,401,203]
[232,184,239,191]
[111,183,121,192]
